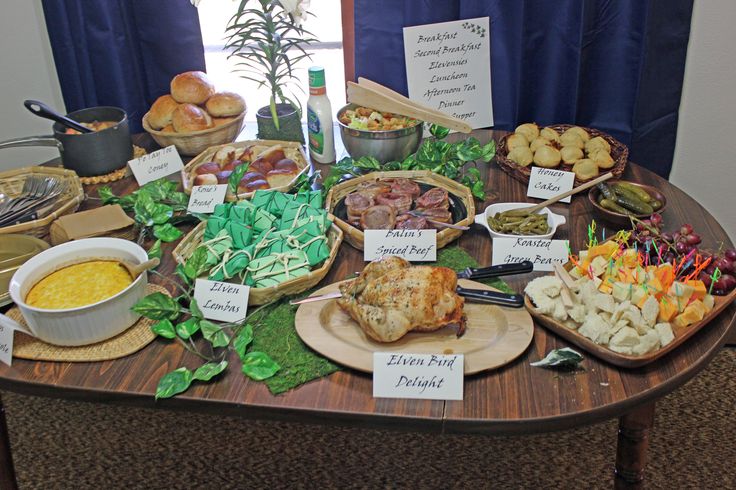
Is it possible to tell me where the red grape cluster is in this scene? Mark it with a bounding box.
[629,213,735,295]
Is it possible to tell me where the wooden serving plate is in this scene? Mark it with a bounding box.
[496,124,628,187]
[180,139,309,201]
[525,282,736,368]
[324,170,475,251]
[295,279,534,374]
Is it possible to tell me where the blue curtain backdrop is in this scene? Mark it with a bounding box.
[354,0,693,178]
[42,0,206,132]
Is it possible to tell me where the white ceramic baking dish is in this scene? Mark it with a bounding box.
[1,238,148,346]
[475,202,566,240]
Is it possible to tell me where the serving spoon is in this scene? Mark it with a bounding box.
[507,172,614,216]
[24,99,93,134]
[119,258,160,279]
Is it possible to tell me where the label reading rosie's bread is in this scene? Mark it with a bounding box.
[128,145,184,186]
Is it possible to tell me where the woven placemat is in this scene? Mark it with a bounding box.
[78,145,145,185]
[5,283,167,362]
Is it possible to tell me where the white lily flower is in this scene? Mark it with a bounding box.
[279,0,309,27]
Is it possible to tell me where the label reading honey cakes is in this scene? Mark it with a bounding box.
[527,167,575,203]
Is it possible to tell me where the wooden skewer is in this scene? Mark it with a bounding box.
[519,172,614,215]
[346,81,473,134]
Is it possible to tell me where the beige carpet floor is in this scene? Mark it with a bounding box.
[3,347,734,489]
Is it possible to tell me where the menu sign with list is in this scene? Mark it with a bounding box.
[403,17,493,129]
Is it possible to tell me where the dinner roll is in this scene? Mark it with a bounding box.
[266,167,298,188]
[170,71,215,104]
[172,104,213,132]
[206,92,246,117]
[148,95,179,129]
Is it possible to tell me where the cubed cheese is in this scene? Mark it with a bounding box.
[658,296,679,322]
[654,322,675,347]
[631,285,648,306]
[673,301,706,328]
[669,282,695,310]
[590,255,609,277]
[685,280,707,300]
[703,294,715,312]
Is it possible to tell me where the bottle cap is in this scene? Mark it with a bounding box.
[308,66,326,88]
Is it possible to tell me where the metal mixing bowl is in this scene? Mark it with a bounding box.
[337,104,423,163]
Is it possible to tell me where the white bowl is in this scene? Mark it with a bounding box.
[475,202,566,240]
[7,238,149,346]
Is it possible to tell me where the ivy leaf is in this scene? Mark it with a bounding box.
[383,161,400,171]
[168,191,190,208]
[150,319,176,339]
[175,264,192,287]
[175,317,200,340]
[530,348,584,369]
[457,138,483,161]
[140,179,178,201]
[155,367,193,400]
[480,139,496,162]
[132,293,181,320]
[354,156,381,170]
[189,298,204,319]
[193,360,228,382]
[429,124,450,139]
[471,180,486,200]
[153,223,183,242]
[201,319,231,348]
[98,186,118,204]
[147,239,162,260]
[228,163,250,194]
[241,351,280,380]
[183,247,208,280]
[233,324,254,360]
[466,167,482,181]
[416,140,440,164]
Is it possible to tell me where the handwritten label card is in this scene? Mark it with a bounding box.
[128,145,184,186]
[492,238,569,272]
[0,323,13,366]
[403,17,493,129]
[188,184,227,214]
[364,229,437,262]
[194,279,250,323]
[527,167,576,203]
[373,353,463,400]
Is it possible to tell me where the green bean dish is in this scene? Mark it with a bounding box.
[487,209,550,235]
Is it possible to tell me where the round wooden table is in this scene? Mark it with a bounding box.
[0,130,733,490]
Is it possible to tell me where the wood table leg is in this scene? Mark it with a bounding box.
[0,393,18,490]
[614,402,656,489]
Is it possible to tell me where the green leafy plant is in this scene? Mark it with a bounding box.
[98,179,196,258]
[224,0,317,129]
[133,247,280,399]
[322,124,496,200]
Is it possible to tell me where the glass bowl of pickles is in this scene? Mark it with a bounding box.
[588,180,667,226]
[474,202,566,240]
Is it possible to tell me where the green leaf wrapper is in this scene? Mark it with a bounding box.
[213,203,232,219]
[226,221,254,249]
[252,190,295,218]
[228,204,252,224]
[246,250,311,288]
[293,190,323,209]
[204,216,228,241]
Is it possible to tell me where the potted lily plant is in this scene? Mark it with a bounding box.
[225,0,317,144]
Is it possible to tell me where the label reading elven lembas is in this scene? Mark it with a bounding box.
[193,279,250,323]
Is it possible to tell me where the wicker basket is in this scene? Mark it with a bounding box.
[324,170,475,251]
[496,124,629,187]
[180,139,309,201]
[142,111,246,156]
[172,221,343,306]
[0,166,84,239]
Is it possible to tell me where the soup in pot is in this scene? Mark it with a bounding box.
[25,260,133,310]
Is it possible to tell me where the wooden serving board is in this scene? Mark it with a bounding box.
[525,286,736,368]
[295,279,534,374]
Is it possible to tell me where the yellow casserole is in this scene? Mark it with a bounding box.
[25,260,133,310]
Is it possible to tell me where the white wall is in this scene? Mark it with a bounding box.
[671,0,736,240]
[0,1,65,171]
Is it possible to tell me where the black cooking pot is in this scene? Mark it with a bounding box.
[0,106,133,177]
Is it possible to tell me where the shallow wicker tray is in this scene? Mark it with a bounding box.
[142,111,245,156]
[324,170,475,251]
[525,263,736,368]
[0,166,84,239]
[496,124,629,187]
[180,139,309,201]
[172,220,343,306]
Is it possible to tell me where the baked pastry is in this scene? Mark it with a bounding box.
[274,158,299,172]
[172,104,213,132]
[560,146,584,164]
[194,174,218,186]
[238,178,269,193]
[540,127,560,143]
[585,136,611,155]
[194,162,220,175]
[515,123,540,142]
[506,133,529,151]
[205,92,246,117]
[213,146,239,165]
[533,146,561,168]
[170,71,215,104]
[249,158,274,176]
[559,131,584,149]
[529,137,550,153]
[266,168,298,188]
[257,146,287,164]
[241,171,267,184]
[590,149,614,169]
[148,95,179,129]
[215,170,233,184]
[508,146,533,167]
[572,159,599,180]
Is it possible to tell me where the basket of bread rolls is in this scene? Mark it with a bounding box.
[181,139,309,200]
[142,71,247,156]
[496,123,628,186]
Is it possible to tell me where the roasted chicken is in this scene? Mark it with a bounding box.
[337,256,466,342]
